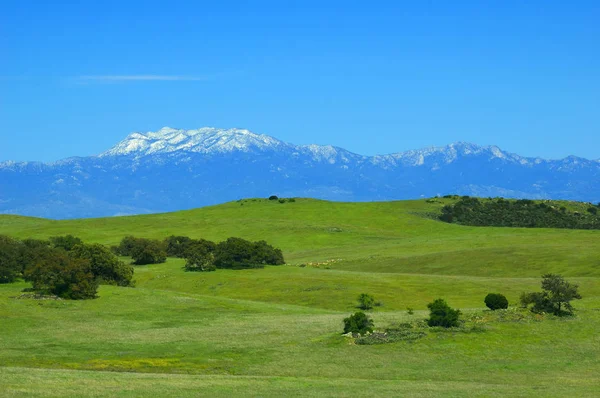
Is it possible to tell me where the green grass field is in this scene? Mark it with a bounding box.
[1,198,599,397]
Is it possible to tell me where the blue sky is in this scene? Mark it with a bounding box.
[1,0,599,162]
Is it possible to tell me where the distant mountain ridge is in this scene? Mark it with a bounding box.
[1,127,599,219]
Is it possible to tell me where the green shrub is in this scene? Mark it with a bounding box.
[268,195,279,201]
[163,235,195,258]
[70,243,134,286]
[484,293,509,310]
[427,298,461,328]
[357,293,375,310]
[343,311,374,334]
[184,241,216,272]
[0,235,22,283]
[116,236,167,265]
[520,274,582,316]
[214,237,284,269]
[49,235,83,251]
[24,248,98,299]
[130,239,167,265]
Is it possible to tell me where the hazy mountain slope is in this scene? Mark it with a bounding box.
[1,127,599,218]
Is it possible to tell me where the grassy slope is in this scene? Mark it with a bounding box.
[1,198,599,397]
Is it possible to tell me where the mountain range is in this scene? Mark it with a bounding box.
[1,127,599,219]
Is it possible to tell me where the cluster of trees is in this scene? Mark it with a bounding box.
[0,234,134,299]
[113,236,167,265]
[114,235,285,271]
[343,274,581,335]
[440,197,600,229]
[181,237,285,271]
[520,274,581,316]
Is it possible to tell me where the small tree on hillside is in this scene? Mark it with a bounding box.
[484,293,509,310]
[427,298,461,328]
[357,293,375,310]
[184,243,216,272]
[130,239,167,265]
[0,235,22,283]
[521,274,582,316]
[343,311,374,334]
[24,249,98,299]
[70,243,134,286]
[49,235,83,251]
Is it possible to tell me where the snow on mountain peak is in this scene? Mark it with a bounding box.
[101,127,288,157]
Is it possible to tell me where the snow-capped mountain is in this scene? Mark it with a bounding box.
[1,127,599,219]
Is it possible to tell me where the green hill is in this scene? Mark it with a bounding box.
[1,198,599,396]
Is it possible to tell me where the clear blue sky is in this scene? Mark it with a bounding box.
[1,0,599,162]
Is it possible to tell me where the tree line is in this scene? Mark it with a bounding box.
[0,234,133,299]
[1,234,285,299]
[439,196,600,229]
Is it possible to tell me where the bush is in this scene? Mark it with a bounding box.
[427,298,461,328]
[116,236,167,265]
[343,311,374,334]
[163,235,195,258]
[520,274,582,316]
[0,235,22,283]
[130,239,167,265]
[24,248,98,299]
[70,243,134,286]
[357,293,375,310]
[214,237,284,269]
[49,235,83,251]
[268,195,279,201]
[184,241,216,272]
[484,293,509,310]
[114,236,139,256]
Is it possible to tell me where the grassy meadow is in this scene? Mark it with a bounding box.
[1,198,599,396]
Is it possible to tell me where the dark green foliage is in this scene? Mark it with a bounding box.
[130,239,167,265]
[484,293,509,310]
[183,240,216,272]
[521,274,582,316]
[114,236,139,256]
[115,236,167,265]
[163,235,195,258]
[24,248,98,299]
[268,195,279,201]
[0,235,22,283]
[70,243,134,286]
[440,197,600,229]
[357,293,375,310]
[343,311,374,334]
[587,206,597,215]
[214,237,284,269]
[278,198,286,203]
[288,198,296,202]
[427,298,461,328]
[49,235,83,251]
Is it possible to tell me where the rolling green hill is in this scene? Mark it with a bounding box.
[1,198,599,397]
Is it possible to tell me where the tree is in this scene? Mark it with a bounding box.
[0,235,22,283]
[163,235,195,258]
[484,293,509,310]
[343,311,374,334]
[115,236,166,265]
[24,249,98,299]
[49,235,83,251]
[357,293,375,310]
[184,245,215,272]
[70,243,134,286]
[427,298,461,328]
[521,274,582,316]
[213,237,284,269]
[129,239,167,265]
[268,195,278,201]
